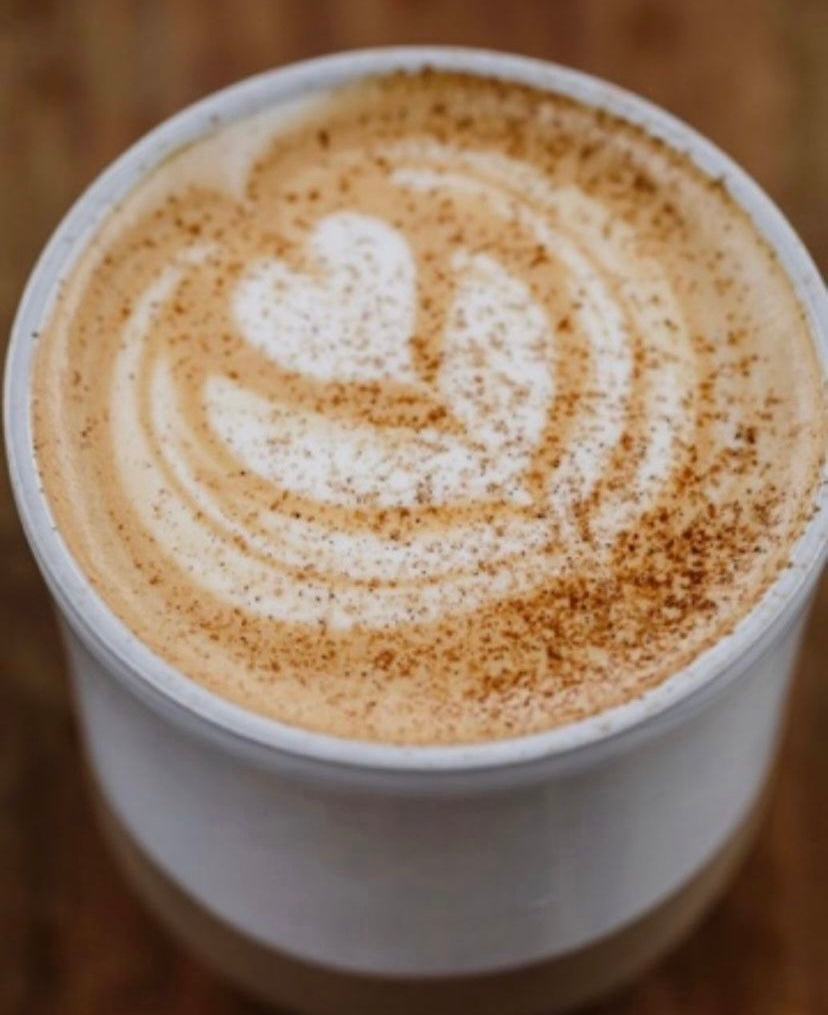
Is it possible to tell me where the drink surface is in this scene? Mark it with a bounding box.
[33,71,825,744]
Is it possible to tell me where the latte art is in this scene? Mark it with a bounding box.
[106,134,697,630]
[34,72,824,743]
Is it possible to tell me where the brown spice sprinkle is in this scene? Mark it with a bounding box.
[32,69,826,744]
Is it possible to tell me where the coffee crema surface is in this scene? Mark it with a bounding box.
[33,71,824,744]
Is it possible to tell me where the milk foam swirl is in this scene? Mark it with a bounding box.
[108,137,699,630]
[34,72,824,743]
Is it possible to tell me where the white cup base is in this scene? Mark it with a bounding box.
[94,775,766,1015]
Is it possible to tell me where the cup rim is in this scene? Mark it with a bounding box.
[5,45,827,774]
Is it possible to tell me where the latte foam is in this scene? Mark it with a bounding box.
[33,71,825,743]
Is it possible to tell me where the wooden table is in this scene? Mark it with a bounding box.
[1,2,826,1012]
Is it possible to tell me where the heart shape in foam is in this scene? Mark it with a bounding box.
[211,211,554,508]
[234,212,421,385]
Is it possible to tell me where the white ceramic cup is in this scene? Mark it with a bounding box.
[4,48,827,1015]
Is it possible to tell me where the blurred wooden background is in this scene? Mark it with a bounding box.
[0,1,826,1013]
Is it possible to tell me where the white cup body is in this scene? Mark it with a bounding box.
[63,606,809,978]
[4,47,827,1005]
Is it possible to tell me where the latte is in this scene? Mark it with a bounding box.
[32,71,825,744]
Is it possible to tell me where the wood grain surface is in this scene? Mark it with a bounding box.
[0,2,826,1013]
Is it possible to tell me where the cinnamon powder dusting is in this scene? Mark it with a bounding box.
[32,71,826,743]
